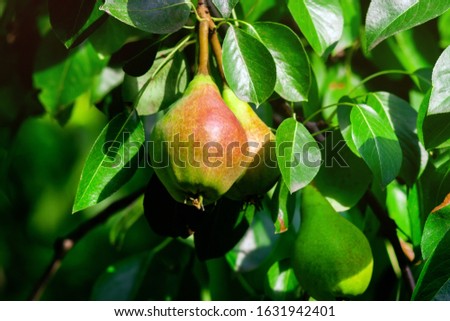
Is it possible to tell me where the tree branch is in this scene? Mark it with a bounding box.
[364,190,416,296]
[28,188,145,301]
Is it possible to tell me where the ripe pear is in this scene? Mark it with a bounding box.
[292,185,373,300]
[222,85,280,201]
[149,74,248,209]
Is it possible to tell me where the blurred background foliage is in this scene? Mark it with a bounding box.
[0,0,449,300]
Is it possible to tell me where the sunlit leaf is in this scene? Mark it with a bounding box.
[366,92,427,186]
[249,22,311,102]
[123,49,188,115]
[212,0,239,17]
[223,26,276,105]
[429,46,450,115]
[365,0,450,51]
[73,110,145,213]
[101,0,191,34]
[350,104,402,187]
[286,0,344,56]
[276,118,322,194]
[421,201,450,260]
[265,259,300,300]
[33,35,106,116]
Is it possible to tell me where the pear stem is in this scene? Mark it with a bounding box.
[197,1,210,75]
[197,0,227,83]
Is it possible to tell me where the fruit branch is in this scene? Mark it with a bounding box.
[364,190,416,296]
[28,188,145,301]
[196,0,211,75]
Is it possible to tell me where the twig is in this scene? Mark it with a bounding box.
[364,190,416,296]
[28,188,145,301]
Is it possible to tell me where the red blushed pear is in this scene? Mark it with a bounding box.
[149,74,248,209]
[222,85,280,201]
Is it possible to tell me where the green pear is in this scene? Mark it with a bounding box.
[222,85,280,201]
[149,74,248,209]
[292,185,373,300]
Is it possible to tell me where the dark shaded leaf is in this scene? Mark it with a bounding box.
[143,174,205,239]
[315,130,372,211]
[49,0,106,48]
[194,199,251,261]
[412,231,450,300]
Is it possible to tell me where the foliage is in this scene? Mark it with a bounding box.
[0,0,449,301]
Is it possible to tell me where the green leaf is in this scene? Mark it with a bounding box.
[101,0,191,34]
[223,26,276,105]
[417,90,450,149]
[249,22,311,102]
[109,195,144,248]
[271,178,296,234]
[386,181,411,240]
[33,35,106,116]
[438,10,450,48]
[123,49,188,115]
[337,97,360,156]
[286,0,344,57]
[226,205,279,272]
[239,0,277,22]
[334,0,361,53]
[365,0,450,51]
[89,16,149,56]
[429,46,450,115]
[91,240,170,300]
[49,0,106,48]
[73,110,145,213]
[350,104,402,187]
[412,231,450,300]
[366,92,427,186]
[421,203,450,260]
[91,251,153,300]
[265,259,300,300]
[433,279,450,300]
[315,130,372,212]
[419,156,450,217]
[276,118,321,194]
[212,0,239,18]
[91,67,124,104]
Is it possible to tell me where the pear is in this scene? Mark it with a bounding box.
[149,74,248,209]
[292,185,373,300]
[222,85,280,201]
